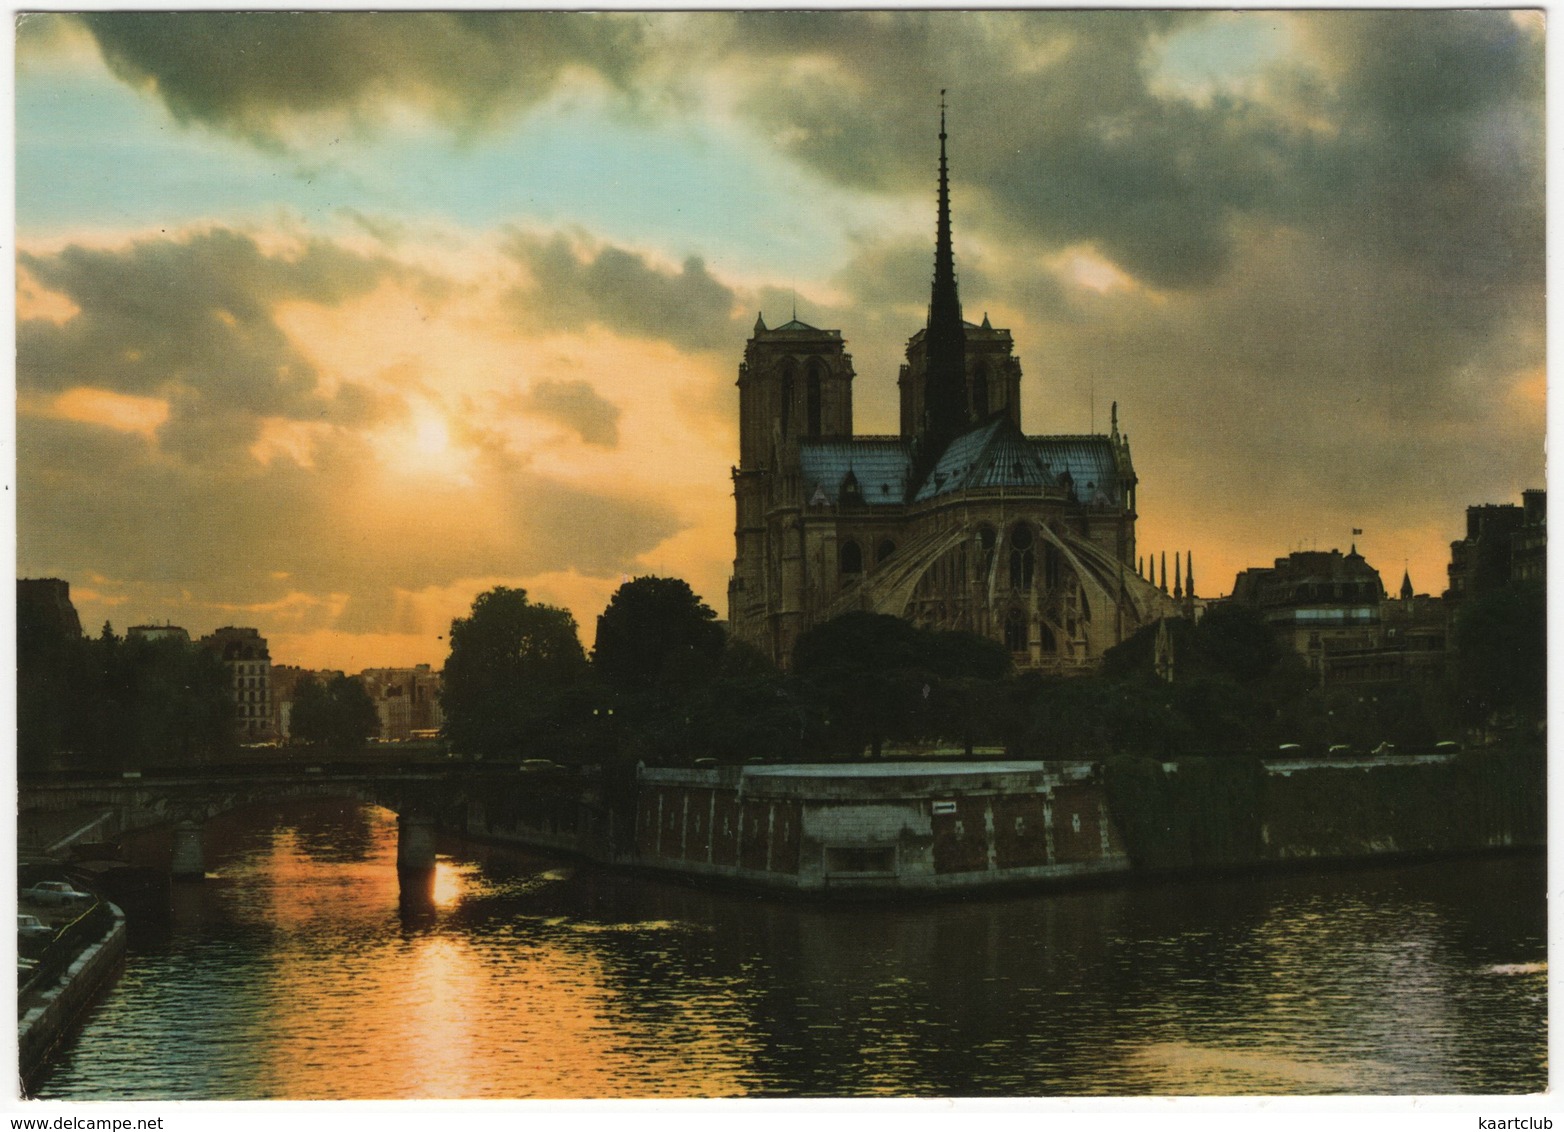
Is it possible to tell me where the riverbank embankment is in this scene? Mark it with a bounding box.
[18,901,127,1095]
[462,746,1544,896]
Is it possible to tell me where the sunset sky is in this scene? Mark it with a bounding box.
[15,11,1546,672]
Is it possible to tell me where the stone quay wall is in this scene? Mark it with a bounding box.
[462,747,1543,897]
[19,903,127,1094]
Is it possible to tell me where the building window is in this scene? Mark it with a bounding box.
[806,360,824,436]
[840,541,863,575]
[977,526,997,577]
[877,539,897,564]
[1010,523,1035,589]
[1004,608,1027,652]
[779,360,796,438]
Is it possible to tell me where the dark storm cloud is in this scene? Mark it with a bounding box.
[503,231,739,352]
[76,11,652,145]
[19,229,403,463]
[724,10,1540,299]
[726,10,1259,288]
[1285,12,1543,288]
[515,379,623,448]
[66,11,1542,305]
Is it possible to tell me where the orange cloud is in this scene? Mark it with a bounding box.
[16,266,80,324]
[46,387,169,437]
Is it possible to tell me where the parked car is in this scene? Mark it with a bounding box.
[17,914,54,943]
[21,881,93,907]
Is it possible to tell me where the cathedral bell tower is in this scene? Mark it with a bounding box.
[729,312,855,657]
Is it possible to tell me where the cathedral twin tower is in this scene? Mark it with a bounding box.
[728,107,1178,669]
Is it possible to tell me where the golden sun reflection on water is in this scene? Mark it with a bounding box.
[68,802,1543,1100]
[1115,1041,1368,1093]
[224,807,757,1098]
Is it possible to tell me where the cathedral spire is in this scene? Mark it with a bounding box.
[931,92,961,331]
[919,90,968,461]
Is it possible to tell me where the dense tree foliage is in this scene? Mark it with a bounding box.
[1453,579,1546,731]
[792,613,1013,756]
[18,620,233,771]
[291,674,380,750]
[592,576,726,693]
[441,587,590,759]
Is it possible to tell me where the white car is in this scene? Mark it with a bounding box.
[21,881,93,907]
[17,914,54,942]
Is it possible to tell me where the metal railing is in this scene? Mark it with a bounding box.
[18,899,115,1009]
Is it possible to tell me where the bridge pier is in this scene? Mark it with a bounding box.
[396,812,437,906]
[171,819,205,881]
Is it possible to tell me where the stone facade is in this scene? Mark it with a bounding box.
[1446,489,1546,601]
[198,626,274,741]
[1230,547,1387,675]
[360,665,445,741]
[630,762,1131,893]
[728,114,1173,671]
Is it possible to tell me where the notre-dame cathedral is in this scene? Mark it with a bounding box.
[728,109,1179,670]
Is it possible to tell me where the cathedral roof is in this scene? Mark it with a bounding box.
[799,439,911,505]
[912,418,1122,504]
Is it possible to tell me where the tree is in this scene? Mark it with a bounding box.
[119,635,233,765]
[441,586,590,759]
[1454,579,1546,732]
[683,640,806,763]
[792,614,1012,757]
[291,674,380,751]
[793,613,927,756]
[592,576,726,693]
[19,618,233,771]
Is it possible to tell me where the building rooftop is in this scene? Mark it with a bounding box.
[913,418,1121,504]
[799,438,911,506]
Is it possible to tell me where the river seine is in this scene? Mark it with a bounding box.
[34,800,1547,1099]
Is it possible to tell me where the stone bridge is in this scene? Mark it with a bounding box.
[18,761,501,892]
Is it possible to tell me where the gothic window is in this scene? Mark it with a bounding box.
[1009,523,1035,589]
[806,359,824,436]
[978,525,997,575]
[1044,542,1061,590]
[972,363,989,420]
[877,539,897,564]
[1040,623,1058,652]
[779,359,796,438]
[1004,608,1027,652]
[1079,590,1091,621]
[840,540,863,575]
